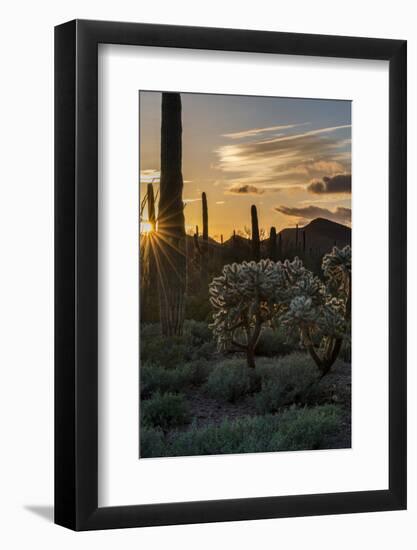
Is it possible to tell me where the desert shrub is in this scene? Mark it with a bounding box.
[271,405,342,450]
[141,392,190,431]
[164,405,341,457]
[141,363,188,399]
[255,353,318,413]
[141,359,213,399]
[256,326,294,357]
[182,358,214,386]
[182,320,217,360]
[140,321,216,368]
[140,333,187,369]
[204,359,257,403]
[183,319,212,346]
[140,427,165,458]
[185,293,212,322]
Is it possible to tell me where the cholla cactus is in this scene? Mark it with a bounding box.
[322,245,351,318]
[209,246,351,375]
[282,246,351,375]
[209,259,287,368]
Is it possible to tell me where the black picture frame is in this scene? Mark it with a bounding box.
[55,19,407,531]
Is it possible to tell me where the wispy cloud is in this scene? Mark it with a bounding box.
[216,124,351,193]
[275,204,351,225]
[140,169,160,184]
[215,200,226,204]
[222,123,308,140]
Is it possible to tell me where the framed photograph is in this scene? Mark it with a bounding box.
[55,19,406,530]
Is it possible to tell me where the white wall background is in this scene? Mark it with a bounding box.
[0,1,414,548]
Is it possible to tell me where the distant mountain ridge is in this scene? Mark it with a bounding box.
[220,217,351,252]
[277,218,351,254]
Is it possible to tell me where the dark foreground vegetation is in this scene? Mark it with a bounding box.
[140,320,351,458]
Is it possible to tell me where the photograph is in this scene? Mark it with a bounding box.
[139,91,352,458]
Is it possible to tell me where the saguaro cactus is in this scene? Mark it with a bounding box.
[268,226,277,260]
[302,230,306,254]
[295,223,299,250]
[251,205,260,261]
[277,232,282,260]
[157,92,187,336]
[141,183,157,321]
[202,192,208,248]
[147,183,156,232]
[193,193,210,280]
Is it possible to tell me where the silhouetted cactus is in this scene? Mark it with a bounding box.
[302,230,306,254]
[192,193,210,279]
[251,205,260,261]
[147,183,156,232]
[268,226,277,260]
[278,232,282,260]
[157,92,186,336]
[295,223,299,250]
[202,192,208,248]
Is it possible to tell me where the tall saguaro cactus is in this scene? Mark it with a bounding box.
[202,192,208,247]
[268,226,277,260]
[201,191,209,276]
[157,92,186,336]
[251,205,260,261]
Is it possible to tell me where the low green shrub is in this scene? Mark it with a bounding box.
[162,405,341,457]
[255,327,294,357]
[140,427,165,458]
[141,392,190,431]
[141,359,213,399]
[185,294,212,322]
[255,353,318,413]
[182,320,217,360]
[140,334,187,369]
[140,321,216,368]
[204,359,257,403]
[141,364,186,399]
[271,405,341,450]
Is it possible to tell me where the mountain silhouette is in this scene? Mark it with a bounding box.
[187,218,350,264]
[278,218,351,254]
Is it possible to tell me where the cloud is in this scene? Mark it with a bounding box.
[308,173,351,194]
[226,184,265,195]
[275,204,351,225]
[140,169,160,184]
[222,123,307,140]
[216,124,351,192]
[183,198,201,204]
[215,200,226,204]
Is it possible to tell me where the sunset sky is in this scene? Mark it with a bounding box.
[139,91,351,240]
